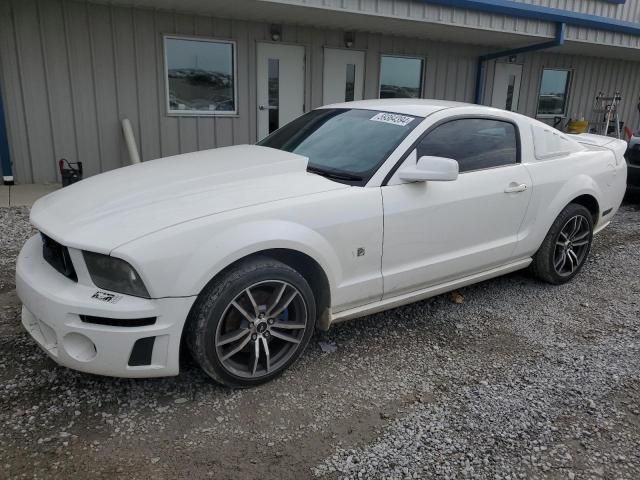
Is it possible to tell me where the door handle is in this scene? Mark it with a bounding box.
[259,105,278,111]
[504,183,528,193]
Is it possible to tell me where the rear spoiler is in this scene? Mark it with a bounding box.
[570,133,628,165]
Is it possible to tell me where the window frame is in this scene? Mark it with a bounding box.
[382,115,522,186]
[535,67,573,119]
[163,34,239,117]
[378,54,426,100]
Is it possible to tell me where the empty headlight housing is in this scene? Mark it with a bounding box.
[83,252,150,298]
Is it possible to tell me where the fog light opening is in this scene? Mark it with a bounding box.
[62,333,97,362]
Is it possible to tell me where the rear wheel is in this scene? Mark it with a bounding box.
[531,203,594,284]
[185,258,316,388]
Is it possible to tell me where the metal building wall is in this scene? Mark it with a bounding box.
[511,0,640,23]
[484,52,640,130]
[0,0,483,183]
[0,0,639,183]
[259,0,640,49]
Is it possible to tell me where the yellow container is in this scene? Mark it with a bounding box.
[567,119,589,134]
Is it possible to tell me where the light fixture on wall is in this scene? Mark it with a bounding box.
[344,31,355,48]
[270,24,282,41]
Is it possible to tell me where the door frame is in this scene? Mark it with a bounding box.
[254,40,309,141]
[322,46,368,105]
[491,62,523,112]
[381,114,523,187]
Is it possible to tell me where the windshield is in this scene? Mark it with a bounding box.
[258,108,421,185]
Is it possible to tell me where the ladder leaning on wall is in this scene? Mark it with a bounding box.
[589,91,622,139]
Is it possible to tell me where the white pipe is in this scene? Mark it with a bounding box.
[121,118,141,164]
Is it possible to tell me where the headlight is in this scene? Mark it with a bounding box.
[83,251,150,298]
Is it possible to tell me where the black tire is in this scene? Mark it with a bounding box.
[185,257,316,388]
[530,203,594,285]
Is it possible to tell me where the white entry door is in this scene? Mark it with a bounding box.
[323,48,365,105]
[491,63,522,112]
[257,43,305,140]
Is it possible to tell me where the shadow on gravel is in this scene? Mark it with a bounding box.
[623,190,640,208]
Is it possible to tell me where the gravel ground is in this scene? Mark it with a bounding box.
[0,201,639,480]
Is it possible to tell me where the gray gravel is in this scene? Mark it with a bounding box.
[0,202,639,479]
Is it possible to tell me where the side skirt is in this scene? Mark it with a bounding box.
[329,258,532,325]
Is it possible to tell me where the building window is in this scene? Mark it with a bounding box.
[164,36,237,115]
[537,69,571,117]
[379,55,424,99]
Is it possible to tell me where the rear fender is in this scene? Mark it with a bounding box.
[515,173,602,257]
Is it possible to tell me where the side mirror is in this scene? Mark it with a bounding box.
[398,155,459,182]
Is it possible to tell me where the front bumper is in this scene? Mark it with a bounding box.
[16,235,196,378]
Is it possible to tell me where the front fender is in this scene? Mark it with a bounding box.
[114,218,342,299]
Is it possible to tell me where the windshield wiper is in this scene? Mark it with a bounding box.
[307,166,363,182]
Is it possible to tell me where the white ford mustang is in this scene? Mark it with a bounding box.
[16,99,627,387]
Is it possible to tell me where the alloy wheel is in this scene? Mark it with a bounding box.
[553,214,591,277]
[214,280,308,379]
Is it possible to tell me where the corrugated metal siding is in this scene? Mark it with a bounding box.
[274,0,557,38]
[0,0,639,183]
[261,0,640,49]
[0,0,484,183]
[484,51,640,130]
[511,0,640,23]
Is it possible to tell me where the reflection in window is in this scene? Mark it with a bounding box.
[379,55,424,99]
[268,58,280,134]
[417,119,518,172]
[258,109,420,180]
[345,64,356,102]
[505,74,516,111]
[537,69,571,116]
[164,36,236,114]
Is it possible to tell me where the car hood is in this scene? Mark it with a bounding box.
[31,145,346,253]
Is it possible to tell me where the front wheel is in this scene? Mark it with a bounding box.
[530,203,594,284]
[185,258,316,388]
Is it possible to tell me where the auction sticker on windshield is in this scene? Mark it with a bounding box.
[370,112,415,127]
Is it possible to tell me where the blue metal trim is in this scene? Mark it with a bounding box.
[0,90,13,184]
[481,21,565,62]
[474,22,566,104]
[423,0,640,36]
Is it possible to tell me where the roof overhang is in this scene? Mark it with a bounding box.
[423,0,640,37]
[103,0,640,60]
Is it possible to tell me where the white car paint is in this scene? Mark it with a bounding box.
[16,99,627,378]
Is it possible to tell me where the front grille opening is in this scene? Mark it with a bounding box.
[128,337,156,366]
[80,315,157,327]
[41,233,78,282]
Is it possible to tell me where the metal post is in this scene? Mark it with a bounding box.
[0,91,13,185]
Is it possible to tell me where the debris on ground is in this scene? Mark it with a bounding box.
[318,340,337,353]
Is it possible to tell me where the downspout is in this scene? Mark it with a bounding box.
[0,90,13,185]
[475,22,566,104]
[121,118,141,165]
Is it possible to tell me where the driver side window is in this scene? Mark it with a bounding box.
[417,118,519,173]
